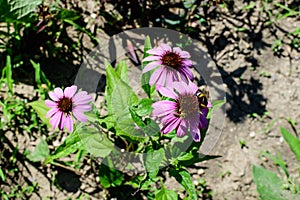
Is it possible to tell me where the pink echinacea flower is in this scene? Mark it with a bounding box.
[142,43,194,89]
[45,85,92,132]
[152,81,212,142]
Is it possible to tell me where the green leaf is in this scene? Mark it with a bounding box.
[7,0,42,20]
[280,127,300,163]
[5,55,13,93]
[44,132,82,164]
[145,148,165,179]
[135,98,153,116]
[30,60,51,88]
[141,36,153,97]
[252,165,299,200]
[170,168,197,200]
[183,0,196,9]
[116,60,129,84]
[0,168,5,181]
[77,123,114,158]
[27,139,49,162]
[28,100,52,128]
[155,186,178,200]
[99,157,124,188]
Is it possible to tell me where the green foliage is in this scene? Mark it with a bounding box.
[155,182,178,200]
[145,148,165,179]
[280,127,300,163]
[27,139,50,162]
[99,158,124,188]
[29,100,52,129]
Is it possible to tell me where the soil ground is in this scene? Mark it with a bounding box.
[1,0,300,199]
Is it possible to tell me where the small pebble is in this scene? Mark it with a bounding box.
[197,169,205,175]
[249,131,256,138]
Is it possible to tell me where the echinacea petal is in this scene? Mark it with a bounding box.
[73,105,92,112]
[142,61,161,73]
[182,59,193,67]
[64,85,77,98]
[199,114,208,130]
[54,87,64,98]
[149,66,164,86]
[46,108,59,118]
[189,116,201,142]
[73,110,88,122]
[49,111,63,130]
[152,101,177,117]
[177,119,188,137]
[173,47,182,54]
[158,86,177,99]
[179,50,191,58]
[65,114,73,132]
[59,114,66,130]
[179,66,194,81]
[48,91,59,101]
[147,48,164,55]
[45,100,57,108]
[142,55,161,62]
[72,91,92,104]
[160,43,172,52]
[173,81,189,95]
[161,117,181,134]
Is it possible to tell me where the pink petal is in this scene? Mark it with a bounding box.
[179,66,194,81]
[142,55,161,62]
[149,66,164,86]
[155,68,167,87]
[59,114,66,130]
[189,116,201,142]
[49,111,63,130]
[182,59,193,67]
[73,110,87,122]
[179,50,191,58]
[161,117,181,134]
[177,119,188,137]
[173,81,189,95]
[46,108,59,118]
[207,101,213,108]
[73,105,92,112]
[48,91,59,101]
[65,115,73,132]
[45,100,57,108]
[165,70,174,88]
[160,43,172,52]
[152,101,177,117]
[72,91,92,104]
[147,48,164,55]
[142,61,161,73]
[158,87,177,99]
[173,47,182,54]
[64,85,77,98]
[54,87,64,98]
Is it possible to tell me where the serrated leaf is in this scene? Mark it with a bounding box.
[76,124,114,158]
[28,100,52,128]
[116,60,129,84]
[44,132,82,164]
[145,148,165,179]
[27,139,49,162]
[155,187,178,200]
[170,169,197,200]
[8,0,42,19]
[252,165,299,200]
[99,157,124,188]
[280,127,300,163]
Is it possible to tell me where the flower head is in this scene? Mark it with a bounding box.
[142,43,194,89]
[45,85,92,132]
[152,81,212,142]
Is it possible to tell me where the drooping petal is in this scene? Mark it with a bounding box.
[46,108,59,118]
[54,87,64,98]
[189,116,201,142]
[161,116,181,134]
[176,119,188,137]
[182,59,193,67]
[64,85,77,98]
[173,47,182,54]
[142,61,161,73]
[147,48,164,55]
[73,110,88,122]
[149,66,164,86]
[45,100,57,108]
[179,66,194,81]
[65,114,73,132]
[155,68,167,88]
[49,111,63,130]
[59,114,66,130]
[199,114,208,130]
